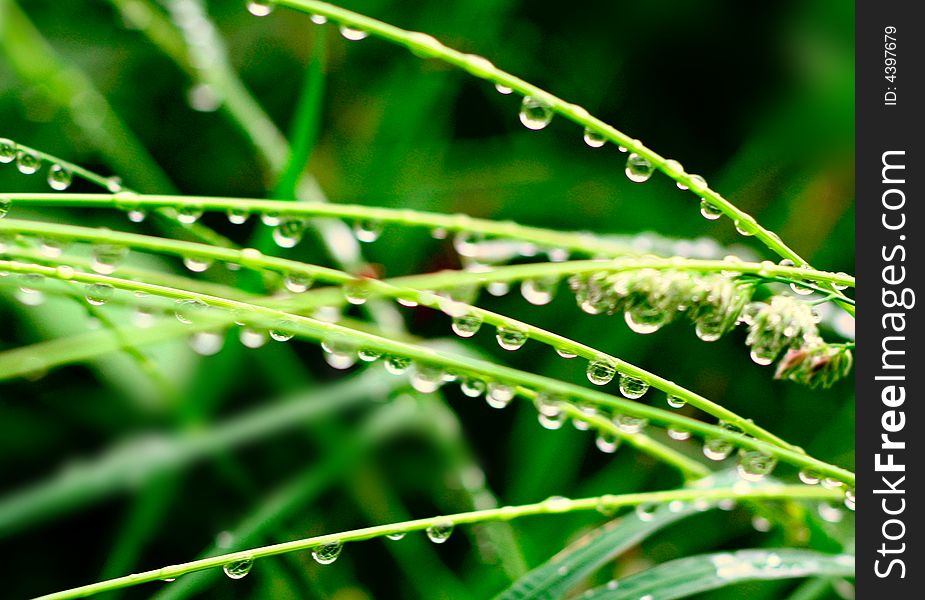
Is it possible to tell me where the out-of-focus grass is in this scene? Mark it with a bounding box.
[1,0,852,598]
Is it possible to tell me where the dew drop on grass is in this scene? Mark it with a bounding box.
[734,217,756,236]
[385,532,406,541]
[844,488,856,511]
[555,346,578,359]
[222,558,253,579]
[425,523,454,544]
[310,14,327,24]
[586,358,617,386]
[583,127,606,148]
[91,244,128,275]
[487,281,510,297]
[595,433,619,454]
[0,138,15,163]
[624,153,654,182]
[736,450,777,482]
[174,298,208,324]
[798,469,821,485]
[227,207,250,225]
[520,278,557,305]
[15,147,41,175]
[190,331,224,356]
[339,26,368,40]
[128,209,146,223]
[352,220,383,243]
[240,328,267,348]
[0,196,11,218]
[460,378,485,398]
[311,541,343,565]
[495,83,513,94]
[284,273,313,293]
[273,219,305,248]
[384,355,411,375]
[495,325,527,351]
[105,176,123,193]
[269,321,294,342]
[246,1,273,17]
[519,96,553,130]
[485,382,514,409]
[47,164,73,190]
[358,348,381,362]
[615,414,647,434]
[85,283,114,306]
[411,365,444,393]
[177,206,203,224]
[699,199,723,220]
[666,395,686,409]
[618,374,648,399]
[635,503,658,522]
[183,256,212,272]
[343,281,370,306]
[667,428,691,441]
[260,212,281,226]
[450,312,482,338]
[702,437,734,461]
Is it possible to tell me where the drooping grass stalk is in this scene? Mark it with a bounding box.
[0,258,856,486]
[272,2,822,269]
[34,483,843,600]
[0,219,847,448]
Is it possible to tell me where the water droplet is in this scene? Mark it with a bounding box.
[844,488,855,511]
[586,358,616,386]
[91,244,128,275]
[624,153,654,183]
[227,207,250,225]
[615,414,647,434]
[47,164,73,190]
[246,1,273,17]
[0,138,16,163]
[269,321,294,342]
[342,280,370,305]
[56,265,75,279]
[798,469,821,485]
[618,374,648,399]
[384,355,411,375]
[190,331,224,356]
[128,209,146,223]
[818,502,844,523]
[240,328,267,348]
[175,298,209,324]
[260,212,281,226]
[284,273,313,293]
[736,450,777,482]
[494,83,513,95]
[352,220,382,243]
[311,541,342,565]
[487,281,510,297]
[425,523,454,543]
[183,256,212,272]
[495,326,527,351]
[411,365,444,393]
[339,26,368,40]
[583,128,606,148]
[85,283,114,306]
[450,313,482,338]
[39,238,65,257]
[519,96,553,130]
[357,348,381,362]
[635,503,658,521]
[555,346,578,359]
[15,147,41,175]
[699,199,723,220]
[486,382,514,409]
[666,395,686,409]
[534,393,565,430]
[177,206,203,224]
[667,428,691,441]
[702,437,734,461]
[385,532,405,540]
[105,176,123,193]
[273,219,305,248]
[0,196,11,218]
[222,558,253,579]
[520,277,558,305]
[734,217,756,236]
[460,377,485,398]
[595,432,620,453]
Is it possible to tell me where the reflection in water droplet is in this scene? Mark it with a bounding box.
[583,128,606,148]
[618,374,648,399]
[311,541,343,565]
[425,523,454,543]
[495,326,527,351]
[340,26,368,40]
[223,558,253,579]
[519,96,553,130]
[624,153,654,183]
[47,164,73,190]
[586,358,617,386]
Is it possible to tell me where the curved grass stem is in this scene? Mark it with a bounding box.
[34,483,843,600]
[0,259,856,487]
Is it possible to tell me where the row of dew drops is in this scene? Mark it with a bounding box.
[0,139,74,195]
[242,2,753,236]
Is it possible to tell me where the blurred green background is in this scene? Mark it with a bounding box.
[0,0,854,598]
